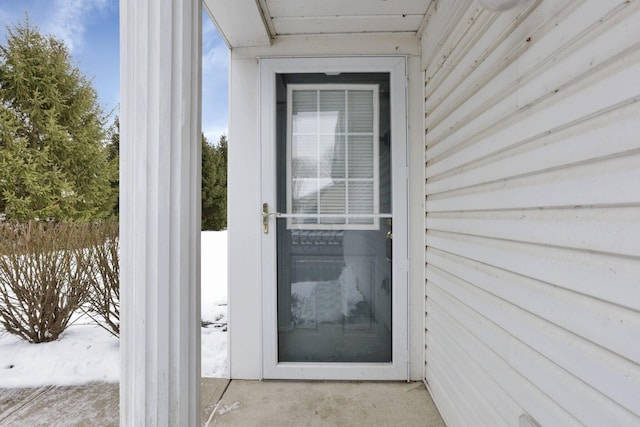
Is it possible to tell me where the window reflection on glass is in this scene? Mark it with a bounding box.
[287,84,379,230]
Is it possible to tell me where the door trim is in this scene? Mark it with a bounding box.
[260,56,408,380]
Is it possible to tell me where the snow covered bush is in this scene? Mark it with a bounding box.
[84,221,119,337]
[0,222,94,343]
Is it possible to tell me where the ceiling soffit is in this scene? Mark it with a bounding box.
[205,0,434,48]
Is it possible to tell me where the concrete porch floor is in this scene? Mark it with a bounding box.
[0,379,446,426]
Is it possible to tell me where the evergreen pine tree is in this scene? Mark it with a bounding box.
[201,133,216,229]
[105,116,119,216]
[213,134,227,228]
[201,134,227,230]
[0,19,116,222]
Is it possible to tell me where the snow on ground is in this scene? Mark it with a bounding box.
[0,322,119,388]
[200,230,228,378]
[0,231,228,388]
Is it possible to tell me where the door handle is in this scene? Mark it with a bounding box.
[386,226,393,262]
[262,203,280,234]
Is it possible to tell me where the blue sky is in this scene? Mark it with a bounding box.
[0,0,229,143]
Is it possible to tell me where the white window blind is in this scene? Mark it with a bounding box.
[286,84,379,230]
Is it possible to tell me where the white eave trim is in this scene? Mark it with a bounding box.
[231,33,421,59]
[203,0,271,48]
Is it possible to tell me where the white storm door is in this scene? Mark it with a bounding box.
[260,57,408,380]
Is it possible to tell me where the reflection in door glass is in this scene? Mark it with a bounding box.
[276,72,392,363]
[277,227,392,362]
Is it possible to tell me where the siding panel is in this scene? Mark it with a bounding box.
[427,55,640,171]
[422,0,640,425]
[426,284,582,426]
[425,0,575,128]
[429,275,639,425]
[428,256,640,415]
[427,153,640,212]
[426,207,640,257]
[427,231,640,310]
[426,101,640,194]
[426,318,520,426]
[426,0,636,146]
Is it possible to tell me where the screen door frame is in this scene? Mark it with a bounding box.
[259,56,408,380]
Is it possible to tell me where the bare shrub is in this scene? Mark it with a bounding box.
[0,222,94,343]
[84,221,119,337]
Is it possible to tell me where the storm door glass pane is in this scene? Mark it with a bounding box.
[277,75,392,364]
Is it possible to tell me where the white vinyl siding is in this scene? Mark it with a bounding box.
[287,84,380,230]
[421,1,640,426]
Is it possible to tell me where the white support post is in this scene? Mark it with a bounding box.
[120,0,201,425]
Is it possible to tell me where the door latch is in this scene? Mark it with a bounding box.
[262,203,279,234]
[386,218,393,261]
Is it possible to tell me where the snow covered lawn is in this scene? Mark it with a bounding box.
[200,230,228,378]
[0,231,228,388]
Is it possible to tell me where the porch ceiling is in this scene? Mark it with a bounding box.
[204,0,435,48]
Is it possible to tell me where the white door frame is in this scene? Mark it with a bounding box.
[260,56,408,380]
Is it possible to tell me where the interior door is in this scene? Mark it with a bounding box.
[261,58,407,380]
